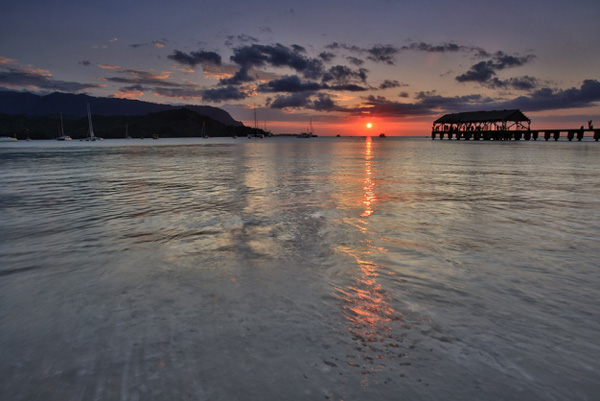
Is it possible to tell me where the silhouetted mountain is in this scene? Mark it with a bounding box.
[0,90,242,126]
[0,107,262,140]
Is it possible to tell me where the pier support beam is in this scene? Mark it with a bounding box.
[554,131,560,141]
[577,130,584,141]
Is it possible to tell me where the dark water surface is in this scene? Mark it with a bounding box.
[1,137,599,400]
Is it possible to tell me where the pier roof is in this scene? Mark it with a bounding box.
[434,109,530,124]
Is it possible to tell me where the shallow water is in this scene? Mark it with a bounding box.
[1,137,599,400]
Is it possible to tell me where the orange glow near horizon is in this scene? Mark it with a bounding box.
[239,116,433,136]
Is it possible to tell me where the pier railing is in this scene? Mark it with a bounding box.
[431,128,600,141]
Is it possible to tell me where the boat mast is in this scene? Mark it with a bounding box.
[254,104,258,134]
[87,103,95,139]
[60,113,64,136]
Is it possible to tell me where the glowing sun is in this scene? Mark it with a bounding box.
[366,122,373,129]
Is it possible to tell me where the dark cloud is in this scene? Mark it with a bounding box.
[264,78,600,116]
[257,74,368,93]
[229,43,324,80]
[219,66,254,86]
[483,75,539,90]
[493,52,534,69]
[508,76,538,91]
[319,52,336,62]
[168,50,222,67]
[402,42,464,53]
[103,69,183,87]
[269,92,312,109]
[409,79,600,114]
[291,44,306,53]
[225,34,259,47]
[122,84,145,92]
[322,65,368,85]
[359,95,433,116]
[202,85,247,102]
[328,84,368,92]
[342,92,496,117]
[415,91,494,111]
[346,57,364,66]
[400,42,490,57]
[326,41,493,67]
[325,42,363,53]
[257,75,322,93]
[366,45,399,64]
[379,80,403,89]
[268,92,340,111]
[456,51,536,88]
[0,67,101,92]
[312,93,337,111]
[79,60,91,66]
[456,60,496,83]
[497,79,600,111]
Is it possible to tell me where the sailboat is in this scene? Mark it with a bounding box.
[248,105,264,138]
[297,118,318,138]
[56,113,72,141]
[83,103,102,141]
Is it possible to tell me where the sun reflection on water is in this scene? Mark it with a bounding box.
[335,137,411,386]
[361,137,375,217]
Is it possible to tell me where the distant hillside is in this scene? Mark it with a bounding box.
[0,90,243,126]
[0,108,262,140]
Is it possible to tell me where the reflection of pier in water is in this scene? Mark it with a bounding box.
[335,137,413,385]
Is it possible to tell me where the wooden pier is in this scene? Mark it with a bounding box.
[431,110,599,141]
[432,128,600,141]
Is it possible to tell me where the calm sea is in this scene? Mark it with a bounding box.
[1,137,599,400]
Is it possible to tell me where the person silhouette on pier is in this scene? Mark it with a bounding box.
[588,120,593,130]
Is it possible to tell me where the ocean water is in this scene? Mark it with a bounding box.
[1,137,599,400]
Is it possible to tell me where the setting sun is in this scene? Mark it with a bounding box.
[366,122,373,129]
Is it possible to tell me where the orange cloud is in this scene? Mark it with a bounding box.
[112,88,144,100]
[98,64,122,70]
[0,56,17,65]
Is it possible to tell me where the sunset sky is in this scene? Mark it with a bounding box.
[1,0,599,136]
